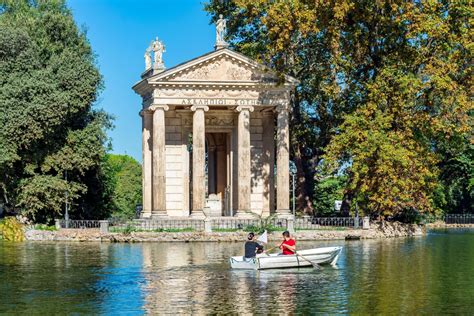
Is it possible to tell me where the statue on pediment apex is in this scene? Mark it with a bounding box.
[215,14,229,49]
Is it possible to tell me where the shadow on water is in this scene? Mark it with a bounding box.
[1,229,473,314]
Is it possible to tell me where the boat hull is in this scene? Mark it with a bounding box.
[230,246,342,270]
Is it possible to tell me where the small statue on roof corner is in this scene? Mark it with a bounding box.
[144,42,152,70]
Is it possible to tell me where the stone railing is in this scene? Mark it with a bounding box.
[55,219,109,233]
[54,216,370,233]
[296,216,368,230]
[444,214,474,224]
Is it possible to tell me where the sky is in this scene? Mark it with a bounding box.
[67,0,216,162]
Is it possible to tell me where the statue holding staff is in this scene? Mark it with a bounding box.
[152,37,166,68]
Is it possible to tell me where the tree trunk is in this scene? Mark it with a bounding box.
[341,190,354,217]
[290,91,315,215]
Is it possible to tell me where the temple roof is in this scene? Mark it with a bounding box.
[133,48,298,96]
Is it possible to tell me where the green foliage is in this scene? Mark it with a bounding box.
[244,215,286,233]
[437,143,474,214]
[0,0,112,222]
[109,225,194,234]
[0,217,25,241]
[34,224,57,231]
[313,176,346,216]
[296,227,347,232]
[213,228,240,232]
[206,1,473,220]
[103,154,142,219]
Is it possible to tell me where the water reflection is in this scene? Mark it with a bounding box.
[1,230,473,314]
[138,241,348,314]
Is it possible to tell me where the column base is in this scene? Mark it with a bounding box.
[151,213,168,219]
[140,213,152,219]
[276,209,293,219]
[190,210,206,219]
[234,210,255,218]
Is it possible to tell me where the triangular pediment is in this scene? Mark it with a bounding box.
[147,49,298,85]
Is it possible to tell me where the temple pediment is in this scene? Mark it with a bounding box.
[146,49,297,86]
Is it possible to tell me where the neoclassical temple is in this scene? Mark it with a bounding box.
[132,18,297,218]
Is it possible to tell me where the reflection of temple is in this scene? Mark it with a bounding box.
[139,242,300,314]
[140,243,210,313]
[132,20,298,219]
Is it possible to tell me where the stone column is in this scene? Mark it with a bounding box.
[262,111,275,217]
[235,105,254,216]
[141,110,153,218]
[191,105,209,217]
[151,105,169,217]
[276,104,291,216]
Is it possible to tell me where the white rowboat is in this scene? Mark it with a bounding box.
[230,246,342,270]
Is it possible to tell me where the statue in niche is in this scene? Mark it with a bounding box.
[215,14,228,47]
[144,42,152,70]
[152,37,166,68]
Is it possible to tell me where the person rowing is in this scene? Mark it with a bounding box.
[278,230,296,255]
[244,232,264,259]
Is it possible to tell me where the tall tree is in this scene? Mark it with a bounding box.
[206,0,472,218]
[0,0,112,222]
[104,154,142,220]
[205,0,350,214]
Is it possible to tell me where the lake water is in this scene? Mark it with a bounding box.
[1,229,473,314]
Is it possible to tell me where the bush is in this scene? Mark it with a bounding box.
[244,215,286,233]
[34,224,57,231]
[0,217,25,241]
[313,176,347,216]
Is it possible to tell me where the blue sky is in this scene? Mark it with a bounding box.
[67,0,215,162]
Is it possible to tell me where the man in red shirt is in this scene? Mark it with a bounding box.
[279,231,296,255]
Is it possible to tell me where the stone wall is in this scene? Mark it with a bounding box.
[25,221,425,243]
[426,221,474,228]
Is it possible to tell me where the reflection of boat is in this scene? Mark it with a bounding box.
[230,246,342,270]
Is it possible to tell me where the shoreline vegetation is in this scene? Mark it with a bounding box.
[2,217,472,243]
[25,221,429,242]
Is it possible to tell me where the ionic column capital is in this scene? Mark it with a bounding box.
[236,105,254,113]
[190,105,209,112]
[149,104,170,112]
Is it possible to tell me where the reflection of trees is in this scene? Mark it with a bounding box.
[345,233,474,315]
[425,230,474,314]
[0,242,110,314]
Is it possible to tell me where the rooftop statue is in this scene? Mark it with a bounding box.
[215,14,229,49]
[152,37,166,69]
[144,42,152,70]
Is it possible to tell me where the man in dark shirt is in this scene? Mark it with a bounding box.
[244,232,263,258]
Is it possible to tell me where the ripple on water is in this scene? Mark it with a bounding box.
[1,232,474,314]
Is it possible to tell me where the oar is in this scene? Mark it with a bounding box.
[295,251,320,269]
[263,242,283,254]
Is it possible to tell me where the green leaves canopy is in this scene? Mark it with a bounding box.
[206,0,473,218]
[104,154,142,220]
[0,0,112,222]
